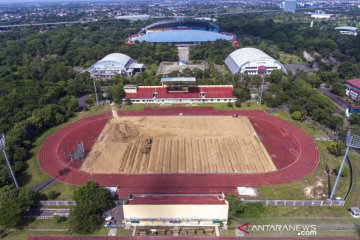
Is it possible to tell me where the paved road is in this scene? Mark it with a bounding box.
[25,208,70,219]
[318,86,347,113]
[0,20,97,28]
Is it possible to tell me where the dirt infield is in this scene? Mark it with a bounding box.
[38,108,320,196]
[81,116,275,174]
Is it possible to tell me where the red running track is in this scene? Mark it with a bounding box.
[38,107,319,197]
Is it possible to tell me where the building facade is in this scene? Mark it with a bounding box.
[123,194,229,227]
[88,53,144,78]
[335,26,358,36]
[346,78,360,102]
[225,48,287,75]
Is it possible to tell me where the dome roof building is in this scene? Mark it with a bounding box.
[88,53,144,78]
[225,48,287,75]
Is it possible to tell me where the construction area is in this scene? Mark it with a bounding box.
[81,116,276,174]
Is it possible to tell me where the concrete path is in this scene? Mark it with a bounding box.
[25,208,70,219]
[178,46,189,61]
[108,228,117,236]
[318,86,347,113]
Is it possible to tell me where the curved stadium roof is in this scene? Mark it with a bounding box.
[141,19,219,33]
[225,48,287,74]
[91,53,132,71]
[335,26,358,31]
[98,53,131,66]
[133,30,234,43]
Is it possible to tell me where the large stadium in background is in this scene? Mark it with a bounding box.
[129,19,237,44]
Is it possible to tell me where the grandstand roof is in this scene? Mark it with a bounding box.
[161,77,196,83]
[142,19,219,33]
[97,53,131,66]
[335,26,358,31]
[347,78,360,89]
[124,86,235,99]
[132,30,234,43]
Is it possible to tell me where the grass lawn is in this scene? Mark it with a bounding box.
[4,230,71,240]
[123,102,267,111]
[17,105,110,200]
[123,104,145,111]
[278,51,305,64]
[256,140,351,201]
[271,111,324,136]
[197,102,268,110]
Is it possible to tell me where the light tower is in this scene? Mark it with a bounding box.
[329,131,360,200]
[0,133,19,190]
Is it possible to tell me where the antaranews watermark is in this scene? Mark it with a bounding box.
[236,223,317,236]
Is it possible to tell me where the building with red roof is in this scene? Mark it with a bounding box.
[346,78,360,101]
[123,77,236,104]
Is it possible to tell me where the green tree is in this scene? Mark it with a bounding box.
[331,82,345,96]
[334,165,349,177]
[267,70,283,84]
[0,186,34,229]
[349,114,360,125]
[327,141,346,157]
[68,181,114,234]
[110,85,125,103]
[291,111,303,121]
[225,194,242,223]
[233,87,251,102]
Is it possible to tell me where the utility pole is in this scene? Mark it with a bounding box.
[0,134,19,190]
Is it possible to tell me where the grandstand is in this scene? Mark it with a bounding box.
[225,48,287,75]
[123,77,236,104]
[88,53,144,78]
[129,19,236,44]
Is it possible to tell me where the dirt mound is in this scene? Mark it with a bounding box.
[106,121,139,143]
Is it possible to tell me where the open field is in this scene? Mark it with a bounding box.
[81,116,275,174]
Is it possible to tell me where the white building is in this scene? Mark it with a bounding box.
[311,13,337,19]
[225,48,287,75]
[281,0,297,13]
[88,53,144,78]
[123,194,229,227]
[335,26,358,36]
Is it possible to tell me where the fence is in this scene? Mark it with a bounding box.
[242,199,345,207]
[34,199,345,207]
[34,200,127,207]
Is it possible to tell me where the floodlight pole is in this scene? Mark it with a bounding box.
[329,146,350,200]
[329,132,360,200]
[0,134,19,190]
[259,75,265,104]
[92,77,99,106]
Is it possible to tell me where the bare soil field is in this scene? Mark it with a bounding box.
[81,116,276,174]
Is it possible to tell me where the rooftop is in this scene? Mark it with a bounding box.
[97,53,131,66]
[347,78,360,89]
[128,195,226,205]
[124,86,235,99]
[335,26,358,31]
[161,77,196,83]
[131,30,235,43]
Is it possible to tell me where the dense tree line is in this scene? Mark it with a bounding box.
[218,15,360,65]
[0,20,178,188]
[264,71,343,130]
[189,40,238,64]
